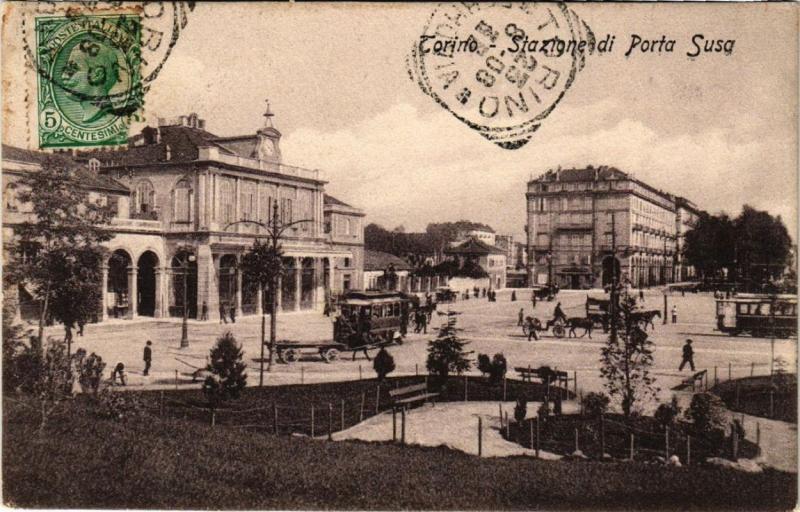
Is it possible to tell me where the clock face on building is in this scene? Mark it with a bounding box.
[259,138,276,159]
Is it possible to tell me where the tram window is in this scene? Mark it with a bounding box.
[737,304,747,314]
[759,303,769,315]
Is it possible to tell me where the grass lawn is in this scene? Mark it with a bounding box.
[4,385,797,510]
[711,374,797,423]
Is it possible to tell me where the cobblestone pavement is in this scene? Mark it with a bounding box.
[47,288,795,394]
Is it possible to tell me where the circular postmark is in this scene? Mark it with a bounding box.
[408,3,594,149]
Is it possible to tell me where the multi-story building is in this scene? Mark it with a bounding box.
[3,109,365,323]
[445,237,507,289]
[674,196,702,282]
[526,166,701,289]
[494,234,515,266]
[455,226,495,246]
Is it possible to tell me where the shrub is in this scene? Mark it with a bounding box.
[654,395,681,429]
[203,332,247,409]
[582,392,610,418]
[477,354,492,377]
[95,389,143,422]
[537,398,550,421]
[75,350,106,394]
[686,392,727,435]
[488,353,507,386]
[514,398,527,423]
[373,347,395,381]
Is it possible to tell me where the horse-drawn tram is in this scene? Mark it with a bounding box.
[273,291,412,364]
[715,294,797,338]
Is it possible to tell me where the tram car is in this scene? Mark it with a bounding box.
[334,290,412,347]
[715,294,797,338]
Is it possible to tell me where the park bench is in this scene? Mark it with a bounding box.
[514,366,570,388]
[389,383,439,410]
[678,369,708,391]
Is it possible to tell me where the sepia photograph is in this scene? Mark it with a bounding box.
[1,1,797,510]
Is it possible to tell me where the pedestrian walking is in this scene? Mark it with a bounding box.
[200,301,208,321]
[679,339,695,371]
[527,317,539,341]
[219,302,228,324]
[111,362,127,386]
[639,289,644,301]
[77,319,85,337]
[518,308,524,326]
[671,304,678,324]
[511,290,517,301]
[420,311,428,334]
[532,291,537,308]
[143,341,152,376]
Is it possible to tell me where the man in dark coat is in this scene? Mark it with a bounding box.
[143,340,152,376]
[679,339,695,371]
[553,302,567,323]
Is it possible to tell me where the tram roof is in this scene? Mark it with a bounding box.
[716,294,797,303]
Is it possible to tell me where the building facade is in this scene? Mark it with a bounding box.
[674,196,701,282]
[526,166,702,289]
[445,237,507,289]
[4,110,365,323]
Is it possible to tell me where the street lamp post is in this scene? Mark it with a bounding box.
[179,254,196,348]
[226,202,312,384]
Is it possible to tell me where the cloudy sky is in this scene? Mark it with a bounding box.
[4,3,797,240]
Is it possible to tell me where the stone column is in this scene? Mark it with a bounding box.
[235,261,243,317]
[294,257,302,311]
[196,245,219,321]
[198,172,206,230]
[328,257,336,295]
[127,266,138,319]
[154,267,164,318]
[100,264,109,321]
[255,283,263,315]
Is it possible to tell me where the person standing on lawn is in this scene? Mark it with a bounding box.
[679,339,695,371]
[143,340,152,376]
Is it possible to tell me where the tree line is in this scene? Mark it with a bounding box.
[684,205,793,289]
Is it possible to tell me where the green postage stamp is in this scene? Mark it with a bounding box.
[35,14,142,148]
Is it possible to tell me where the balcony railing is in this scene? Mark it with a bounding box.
[110,217,162,232]
[198,147,320,181]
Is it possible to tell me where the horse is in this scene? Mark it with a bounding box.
[632,309,661,330]
[565,317,594,339]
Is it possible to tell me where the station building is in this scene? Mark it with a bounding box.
[3,109,365,323]
[525,166,703,289]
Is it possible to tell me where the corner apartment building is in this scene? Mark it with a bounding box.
[526,166,702,289]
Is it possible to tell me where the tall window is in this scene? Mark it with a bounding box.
[5,183,18,211]
[134,180,155,214]
[281,197,293,224]
[258,185,275,224]
[173,178,193,222]
[240,181,256,221]
[220,179,235,225]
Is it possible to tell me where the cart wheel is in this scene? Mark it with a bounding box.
[553,325,566,338]
[282,348,299,364]
[321,348,339,363]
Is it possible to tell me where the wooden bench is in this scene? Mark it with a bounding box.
[515,367,569,388]
[680,369,707,391]
[389,383,439,410]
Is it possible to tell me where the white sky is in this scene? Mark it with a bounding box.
[3,3,797,240]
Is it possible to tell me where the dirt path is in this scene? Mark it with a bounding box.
[332,401,580,458]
